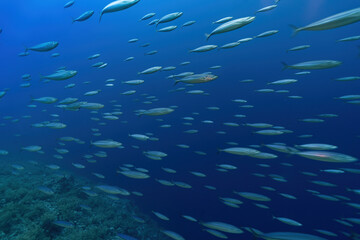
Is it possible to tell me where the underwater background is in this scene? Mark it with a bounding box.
[0,0,360,239]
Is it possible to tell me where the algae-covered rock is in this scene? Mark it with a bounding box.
[0,161,166,240]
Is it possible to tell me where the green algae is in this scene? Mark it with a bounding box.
[0,161,166,240]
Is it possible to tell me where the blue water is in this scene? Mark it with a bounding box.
[1,0,360,239]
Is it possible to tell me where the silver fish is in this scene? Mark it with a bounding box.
[156,12,183,27]
[73,10,94,23]
[291,7,360,36]
[206,16,255,40]
[41,70,77,80]
[282,60,342,70]
[100,0,140,22]
[26,41,58,52]
[140,12,155,21]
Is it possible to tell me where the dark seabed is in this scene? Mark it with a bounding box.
[0,0,360,239]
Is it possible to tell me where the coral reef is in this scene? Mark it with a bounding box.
[0,161,166,240]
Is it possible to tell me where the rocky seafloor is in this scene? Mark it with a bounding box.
[0,159,167,240]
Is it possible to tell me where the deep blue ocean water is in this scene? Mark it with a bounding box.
[1,0,360,239]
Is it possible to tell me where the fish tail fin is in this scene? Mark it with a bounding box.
[289,24,299,37]
[216,148,222,154]
[174,80,180,86]
[281,62,289,71]
[287,147,299,155]
[72,18,76,24]
[137,72,141,75]
[205,33,211,41]
[246,227,263,238]
[99,13,103,23]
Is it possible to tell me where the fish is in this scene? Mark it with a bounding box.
[0,149,9,155]
[244,123,272,128]
[18,51,29,57]
[189,45,218,52]
[0,91,6,99]
[72,163,85,168]
[206,16,255,40]
[273,216,303,226]
[254,30,279,38]
[26,41,58,52]
[64,1,75,8]
[295,143,337,151]
[152,211,169,220]
[145,50,157,55]
[91,140,122,148]
[286,45,311,52]
[291,7,360,36]
[21,145,42,152]
[124,56,135,61]
[140,12,155,21]
[182,215,197,222]
[128,38,138,43]
[120,170,150,179]
[268,79,297,85]
[37,186,54,195]
[46,122,67,129]
[282,60,342,70]
[256,5,277,13]
[334,76,360,81]
[182,20,196,27]
[148,19,159,25]
[53,220,74,228]
[129,134,149,140]
[59,98,78,104]
[157,25,177,32]
[175,73,218,85]
[213,17,233,24]
[41,70,77,80]
[138,66,162,74]
[219,147,260,156]
[100,0,140,22]
[156,12,183,27]
[337,35,360,42]
[72,10,94,23]
[201,222,243,234]
[96,185,129,195]
[161,230,185,240]
[234,192,271,201]
[238,37,253,43]
[81,102,104,110]
[32,97,57,104]
[122,80,144,85]
[297,151,358,163]
[88,53,100,60]
[220,42,240,49]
